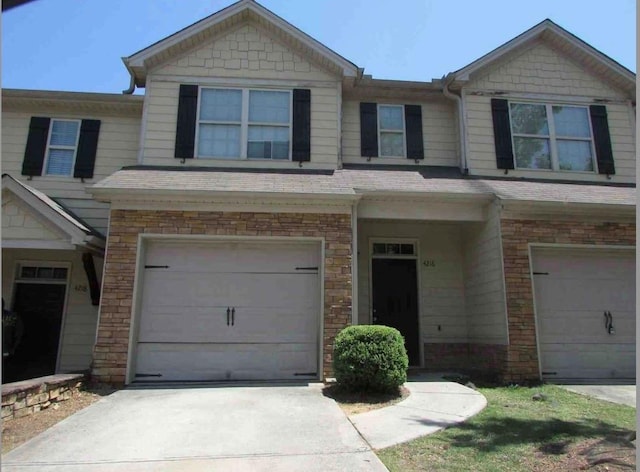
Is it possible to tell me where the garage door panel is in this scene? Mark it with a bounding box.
[146,242,319,273]
[227,307,318,343]
[143,273,318,309]
[535,279,634,311]
[138,305,229,343]
[533,252,635,279]
[228,273,318,308]
[533,248,635,381]
[540,343,635,379]
[537,309,635,342]
[135,241,321,382]
[136,343,317,381]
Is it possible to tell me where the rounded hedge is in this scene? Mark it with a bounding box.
[333,325,408,393]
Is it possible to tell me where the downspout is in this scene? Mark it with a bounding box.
[442,73,468,174]
[121,58,136,95]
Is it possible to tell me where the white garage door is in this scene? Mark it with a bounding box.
[134,241,320,382]
[532,248,635,381]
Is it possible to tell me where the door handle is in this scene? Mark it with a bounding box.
[226,307,230,326]
[604,311,615,335]
[231,307,235,326]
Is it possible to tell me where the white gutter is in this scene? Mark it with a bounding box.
[442,73,468,174]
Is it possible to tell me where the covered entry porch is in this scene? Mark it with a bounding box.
[354,194,509,376]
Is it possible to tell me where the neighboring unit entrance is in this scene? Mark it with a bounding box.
[532,248,635,381]
[3,265,68,383]
[371,242,420,365]
[134,240,321,382]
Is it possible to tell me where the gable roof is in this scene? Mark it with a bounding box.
[447,19,635,98]
[123,0,360,88]
[2,174,105,252]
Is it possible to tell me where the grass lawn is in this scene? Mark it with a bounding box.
[377,385,636,472]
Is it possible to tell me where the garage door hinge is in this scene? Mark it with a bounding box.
[533,272,549,275]
[294,372,317,377]
[145,265,170,269]
[135,373,163,378]
[295,267,318,271]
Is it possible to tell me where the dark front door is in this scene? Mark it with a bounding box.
[3,283,66,383]
[371,258,420,365]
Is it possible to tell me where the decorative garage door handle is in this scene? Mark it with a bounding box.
[603,311,615,335]
[225,307,236,326]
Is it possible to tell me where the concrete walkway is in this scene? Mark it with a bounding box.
[3,377,487,471]
[559,384,636,408]
[350,376,487,449]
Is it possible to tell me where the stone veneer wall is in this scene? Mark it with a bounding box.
[93,210,352,384]
[500,219,635,383]
[1,374,85,420]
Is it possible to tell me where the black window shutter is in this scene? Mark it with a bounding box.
[22,117,51,176]
[491,98,515,170]
[589,105,615,175]
[292,89,311,162]
[360,102,378,157]
[174,84,198,159]
[404,104,424,160]
[73,119,101,179]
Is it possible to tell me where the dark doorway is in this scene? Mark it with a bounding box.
[3,283,66,383]
[371,258,420,365]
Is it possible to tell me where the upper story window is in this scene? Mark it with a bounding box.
[378,105,406,157]
[509,103,595,172]
[493,98,614,176]
[175,84,310,163]
[196,88,291,160]
[44,119,81,175]
[359,103,424,161]
[21,117,101,179]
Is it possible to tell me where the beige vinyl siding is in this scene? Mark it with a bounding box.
[1,109,141,234]
[463,42,635,183]
[142,23,341,168]
[342,99,459,167]
[2,192,68,242]
[462,203,508,344]
[1,248,103,372]
[357,220,468,344]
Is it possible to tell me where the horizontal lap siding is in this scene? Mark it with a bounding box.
[464,42,635,183]
[357,221,467,344]
[2,110,140,235]
[143,23,340,167]
[462,204,508,346]
[342,99,459,166]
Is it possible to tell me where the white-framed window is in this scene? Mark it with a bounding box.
[378,104,406,157]
[509,102,596,172]
[196,87,292,160]
[44,119,81,176]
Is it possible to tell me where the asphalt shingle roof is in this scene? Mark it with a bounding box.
[91,168,636,206]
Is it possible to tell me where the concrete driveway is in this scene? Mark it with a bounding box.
[3,383,387,471]
[559,384,636,408]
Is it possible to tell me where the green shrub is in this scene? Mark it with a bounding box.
[333,325,408,393]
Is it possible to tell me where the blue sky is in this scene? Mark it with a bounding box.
[2,0,636,94]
